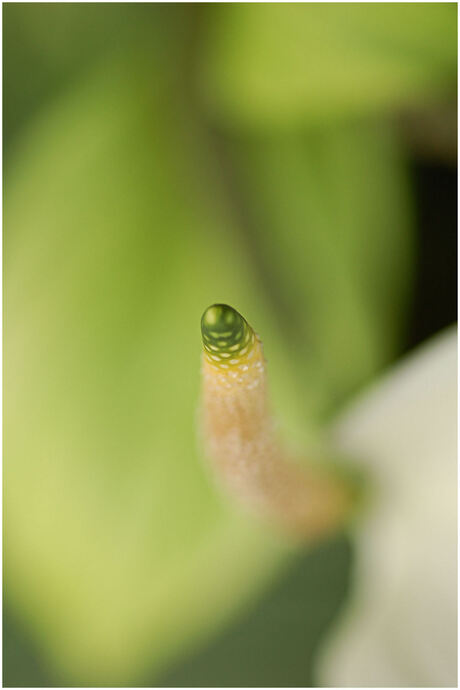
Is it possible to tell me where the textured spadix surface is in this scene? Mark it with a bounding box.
[201,304,255,367]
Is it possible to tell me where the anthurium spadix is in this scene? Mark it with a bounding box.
[200,303,358,539]
[198,306,456,687]
[4,46,451,687]
[319,327,457,687]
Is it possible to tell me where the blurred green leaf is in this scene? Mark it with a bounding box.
[158,535,352,687]
[3,3,185,154]
[200,4,457,129]
[4,8,423,685]
[5,56,302,685]
[221,123,413,416]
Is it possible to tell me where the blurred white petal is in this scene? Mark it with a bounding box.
[319,328,457,687]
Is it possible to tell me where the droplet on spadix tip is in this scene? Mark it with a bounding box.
[201,304,255,365]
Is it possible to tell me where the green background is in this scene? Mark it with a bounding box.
[3,4,457,686]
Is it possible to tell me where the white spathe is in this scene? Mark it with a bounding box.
[319,327,457,687]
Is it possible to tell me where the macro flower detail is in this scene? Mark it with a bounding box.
[4,4,456,686]
[200,304,355,540]
[201,303,257,371]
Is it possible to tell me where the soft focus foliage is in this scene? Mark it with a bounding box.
[4,4,457,686]
[201,4,456,127]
